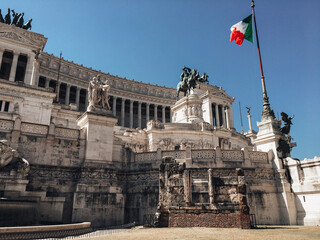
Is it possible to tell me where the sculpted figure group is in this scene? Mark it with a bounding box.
[0,8,32,30]
[277,112,295,158]
[87,74,111,111]
[0,140,30,176]
[177,66,209,100]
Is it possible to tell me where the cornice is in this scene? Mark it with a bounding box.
[39,52,177,98]
[0,22,47,51]
[38,53,234,103]
[0,79,55,99]
[109,88,176,106]
[39,67,89,89]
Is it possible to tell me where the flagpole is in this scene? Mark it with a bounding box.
[54,51,62,103]
[251,0,275,120]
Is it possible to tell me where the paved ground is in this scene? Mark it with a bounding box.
[68,226,320,240]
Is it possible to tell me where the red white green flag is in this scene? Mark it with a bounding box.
[230,14,253,45]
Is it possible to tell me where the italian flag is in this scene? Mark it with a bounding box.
[230,14,253,45]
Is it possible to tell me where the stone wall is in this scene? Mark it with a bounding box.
[169,211,250,228]
[287,157,320,225]
[156,157,252,229]
[72,168,125,227]
[124,170,159,225]
[0,118,310,227]
[1,120,84,167]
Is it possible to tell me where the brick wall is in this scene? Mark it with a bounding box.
[169,211,251,229]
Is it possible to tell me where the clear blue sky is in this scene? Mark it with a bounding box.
[2,0,319,160]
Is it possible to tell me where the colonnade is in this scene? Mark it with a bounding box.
[211,103,234,129]
[0,49,34,84]
[37,76,172,129]
[38,76,88,111]
[0,50,234,130]
[111,96,171,129]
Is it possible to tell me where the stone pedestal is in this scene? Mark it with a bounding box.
[172,90,204,124]
[77,111,118,166]
[253,118,282,169]
[253,117,297,225]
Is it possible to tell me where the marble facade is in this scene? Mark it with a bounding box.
[0,22,319,228]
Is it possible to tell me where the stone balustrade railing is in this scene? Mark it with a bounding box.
[0,118,80,140]
[134,148,270,168]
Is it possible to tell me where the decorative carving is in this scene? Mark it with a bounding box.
[199,139,214,149]
[191,150,215,159]
[0,120,14,131]
[125,143,146,153]
[0,22,47,49]
[135,152,158,162]
[21,123,48,135]
[147,120,164,130]
[55,127,79,139]
[221,150,244,161]
[162,150,185,159]
[191,170,208,179]
[201,122,214,131]
[248,151,268,162]
[158,138,173,150]
[0,31,33,45]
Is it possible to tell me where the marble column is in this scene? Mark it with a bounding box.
[121,98,125,126]
[222,105,226,128]
[30,57,40,86]
[9,51,19,82]
[112,96,117,116]
[75,87,81,110]
[56,82,61,101]
[207,100,213,125]
[24,55,34,85]
[162,106,166,123]
[85,90,88,109]
[138,101,142,128]
[154,104,158,121]
[45,78,50,88]
[229,105,235,129]
[248,113,253,131]
[65,84,71,105]
[130,100,133,128]
[169,109,172,123]
[225,106,230,129]
[0,101,5,112]
[0,49,4,68]
[215,104,220,127]
[146,103,150,122]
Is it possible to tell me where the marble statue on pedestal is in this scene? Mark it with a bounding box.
[87,74,111,112]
